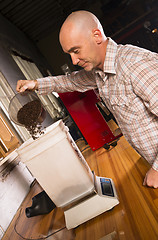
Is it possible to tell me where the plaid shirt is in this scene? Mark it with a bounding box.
[37,38,158,171]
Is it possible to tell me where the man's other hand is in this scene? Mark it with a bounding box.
[143,167,158,188]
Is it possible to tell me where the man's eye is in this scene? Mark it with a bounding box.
[74,50,79,54]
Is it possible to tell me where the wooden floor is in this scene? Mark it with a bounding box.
[3,136,158,240]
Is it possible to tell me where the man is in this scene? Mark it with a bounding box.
[16,10,158,188]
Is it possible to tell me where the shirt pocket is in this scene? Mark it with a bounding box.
[110,95,138,123]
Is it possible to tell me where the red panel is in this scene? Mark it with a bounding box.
[59,90,121,151]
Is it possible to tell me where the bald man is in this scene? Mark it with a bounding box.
[59,11,107,71]
[16,10,158,188]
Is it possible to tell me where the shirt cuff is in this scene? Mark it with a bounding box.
[37,77,53,95]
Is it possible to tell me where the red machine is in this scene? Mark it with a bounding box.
[59,90,122,151]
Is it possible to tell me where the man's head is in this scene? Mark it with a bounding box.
[59,11,107,71]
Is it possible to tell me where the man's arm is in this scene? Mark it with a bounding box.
[131,58,158,188]
[16,70,97,94]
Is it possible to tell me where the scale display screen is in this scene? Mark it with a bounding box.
[100,178,114,197]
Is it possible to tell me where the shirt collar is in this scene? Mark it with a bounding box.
[95,37,117,77]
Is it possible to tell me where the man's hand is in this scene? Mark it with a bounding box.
[143,167,158,188]
[16,80,38,92]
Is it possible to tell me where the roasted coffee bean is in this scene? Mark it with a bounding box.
[17,100,44,139]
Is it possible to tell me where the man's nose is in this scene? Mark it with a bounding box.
[71,54,79,65]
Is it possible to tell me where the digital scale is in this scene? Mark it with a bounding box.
[64,174,119,229]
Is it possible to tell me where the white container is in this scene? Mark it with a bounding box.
[17,120,94,208]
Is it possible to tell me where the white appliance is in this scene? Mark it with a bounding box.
[17,120,119,229]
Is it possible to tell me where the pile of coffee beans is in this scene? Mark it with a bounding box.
[17,99,44,140]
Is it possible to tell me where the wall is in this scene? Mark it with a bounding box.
[0,14,53,92]
[37,28,75,75]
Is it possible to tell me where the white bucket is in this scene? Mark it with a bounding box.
[17,120,94,208]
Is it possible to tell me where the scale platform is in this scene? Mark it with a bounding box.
[64,175,119,229]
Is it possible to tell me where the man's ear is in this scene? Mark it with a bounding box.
[92,29,102,44]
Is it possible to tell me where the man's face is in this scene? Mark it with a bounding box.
[60,27,102,71]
